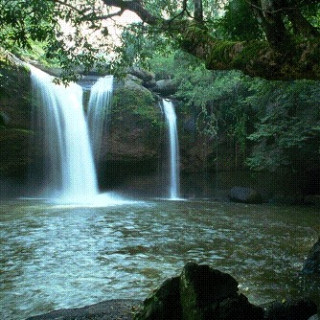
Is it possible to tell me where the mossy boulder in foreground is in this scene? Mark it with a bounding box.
[134,262,317,320]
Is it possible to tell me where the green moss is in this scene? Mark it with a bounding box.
[208,40,238,65]
[232,41,269,66]
[112,87,160,127]
[0,52,31,105]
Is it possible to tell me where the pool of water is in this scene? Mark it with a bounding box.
[0,199,319,319]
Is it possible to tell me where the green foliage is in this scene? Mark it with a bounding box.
[215,0,263,41]
[0,0,55,50]
[148,48,320,187]
[246,80,320,175]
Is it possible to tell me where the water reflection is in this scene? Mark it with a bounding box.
[0,199,319,319]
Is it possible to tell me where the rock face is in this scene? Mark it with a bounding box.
[153,79,178,96]
[97,75,163,188]
[302,238,320,275]
[134,263,264,320]
[229,186,263,204]
[0,51,33,182]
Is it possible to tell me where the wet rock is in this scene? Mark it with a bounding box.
[153,79,178,95]
[229,186,263,204]
[134,262,264,320]
[265,298,317,320]
[180,262,238,313]
[180,263,263,320]
[134,277,182,320]
[302,238,320,275]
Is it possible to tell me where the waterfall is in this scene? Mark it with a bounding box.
[87,75,113,162]
[162,99,181,199]
[30,65,99,202]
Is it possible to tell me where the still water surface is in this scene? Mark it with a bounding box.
[1,199,319,319]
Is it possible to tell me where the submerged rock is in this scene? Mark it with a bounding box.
[229,186,263,204]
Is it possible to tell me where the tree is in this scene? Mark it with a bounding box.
[1,0,320,80]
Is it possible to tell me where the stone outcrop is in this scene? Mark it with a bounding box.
[153,79,178,96]
[127,67,156,88]
[229,186,263,204]
[108,74,162,162]
[0,50,33,181]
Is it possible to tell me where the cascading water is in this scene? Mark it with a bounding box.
[162,99,181,199]
[87,75,113,163]
[29,66,130,205]
[29,65,102,203]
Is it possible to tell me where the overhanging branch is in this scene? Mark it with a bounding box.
[179,25,320,80]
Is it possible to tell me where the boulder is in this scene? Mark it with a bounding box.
[128,67,154,81]
[302,238,320,275]
[134,262,264,320]
[153,79,178,95]
[180,262,263,320]
[229,186,263,204]
[128,67,155,87]
[134,277,182,320]
[264,298,317,320]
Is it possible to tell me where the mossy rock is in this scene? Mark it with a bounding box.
[112,85,160,129]
[0,128,34,178]
[0,51,32,129]
[134,263,265,320]
[134,277,182,320]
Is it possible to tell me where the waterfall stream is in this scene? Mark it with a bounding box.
[29,66,181,203]
[87,75,113,163]
[162,99,181,199]
[29,66,126,205]
[30,65,98,202]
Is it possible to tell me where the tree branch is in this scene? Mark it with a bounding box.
[52,0,320,80]
[81,9,124,22]
[179,25,320,80]
[101,0,159,25]
[54,0,90,15]
[286,8,320,38]
[193,0,203,22]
